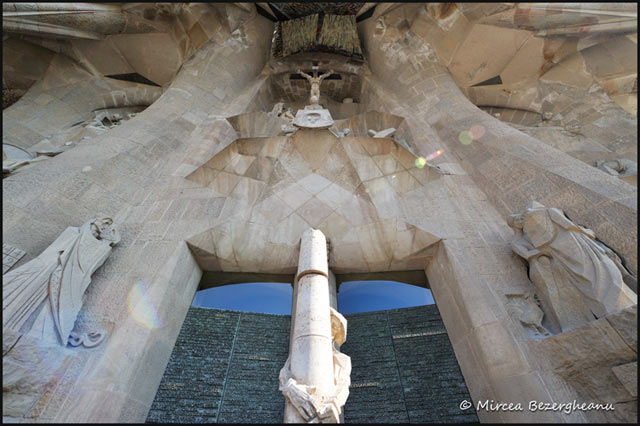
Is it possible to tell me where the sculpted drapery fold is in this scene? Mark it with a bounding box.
[508,202,636,332]
[3,217,120,348]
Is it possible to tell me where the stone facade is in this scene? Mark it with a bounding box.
[2,2,637,424]
[146,308,290,423]
[341,305,478,423]
[146,305,477,424]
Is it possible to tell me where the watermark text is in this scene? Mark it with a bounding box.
[459,399,615,415]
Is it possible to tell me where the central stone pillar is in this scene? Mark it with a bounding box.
[280,228,350,423]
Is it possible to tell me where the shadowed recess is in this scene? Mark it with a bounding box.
[268,3,364,20]
[199,272,294,290]
[105,72,161,87]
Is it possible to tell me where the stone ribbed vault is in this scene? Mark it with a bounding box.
[185,122,441,274]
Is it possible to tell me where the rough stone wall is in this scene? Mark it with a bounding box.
[147,308,290,423]
[147,305,476,424]
[531,305,638,423]
[3,4,636,423]
[358,8,637,275]
[356,7,636,422]
[342,305,478,423]
[2,9,275,422]
[412,4,638,166]
[2,52,163,151]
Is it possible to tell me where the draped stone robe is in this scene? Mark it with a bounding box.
[3,219,117,347]
[509,203,636,332]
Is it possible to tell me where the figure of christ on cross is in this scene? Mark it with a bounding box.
[297,68,334,105]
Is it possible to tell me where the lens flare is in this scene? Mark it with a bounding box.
[469,125,486,140]
[391,174,397,179]
[425,149,443,161]
[415,157,427,168]
[30,327,74,371]
[458,131,472,145]
[127,280,162,329]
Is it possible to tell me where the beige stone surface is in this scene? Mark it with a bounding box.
[281,229,350,423]
[612,362,637,398]
[293,108,334,129]
[508,201,636,332]
[178,128,444,274]
[297,228,329,279]
[1,2,637,423]
[532,308,637,422]
[448,24,532,87]
[359,6,637,422]
[3,217,119,347]
[604,304,638,351]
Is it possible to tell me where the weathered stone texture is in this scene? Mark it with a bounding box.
[2,243,25,274]
[146,308,291,424]
[341,305,478,423]
[341,310,409,423]
[532,305,638,423]
[146,305,476,424]
[2,3,637,423]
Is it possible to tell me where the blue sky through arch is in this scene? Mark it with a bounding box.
[192,282,293,314]
[338,280,434,314]
[191,280,434,315]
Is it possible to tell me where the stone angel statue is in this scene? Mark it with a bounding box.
[3,216,120,348]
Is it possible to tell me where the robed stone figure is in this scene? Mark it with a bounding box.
[507,202,636,332]
[3,217,120,348]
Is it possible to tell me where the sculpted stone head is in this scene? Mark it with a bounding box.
[330,307,347,346]
[508,202,558,248]
[91,216,121,245]
[507,214,525,229]
[508,202,548,230]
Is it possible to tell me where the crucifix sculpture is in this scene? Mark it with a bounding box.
[297,68,334,105]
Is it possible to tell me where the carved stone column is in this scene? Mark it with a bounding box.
[280,228,350,423]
